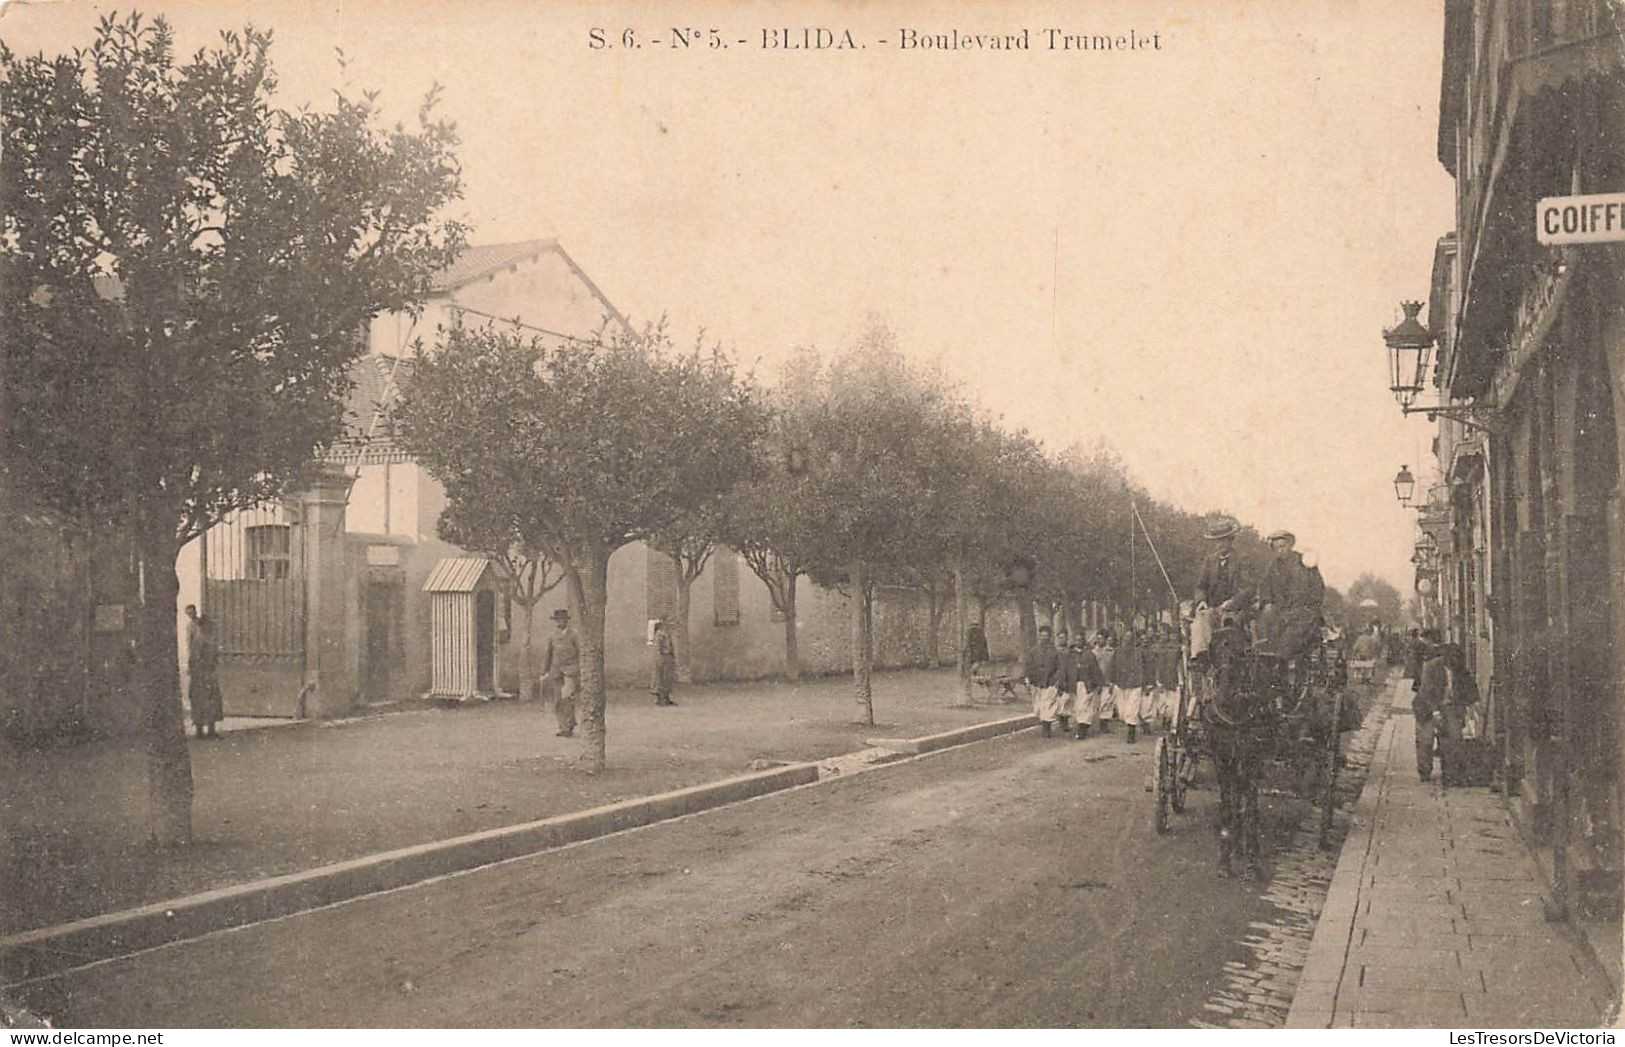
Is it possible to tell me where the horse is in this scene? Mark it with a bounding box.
[1197,622,1283,880]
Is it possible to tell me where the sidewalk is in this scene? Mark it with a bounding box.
[1,667,1014,936]
[1288,677,1619,1029]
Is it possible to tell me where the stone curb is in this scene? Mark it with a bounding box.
[0,761,818,984]
[1286,677,1405,1029]
[866,714,1037,754]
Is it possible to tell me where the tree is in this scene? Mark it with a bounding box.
[724,460,818,680]
[795,322,959,725]
[1346,573,1405,630]
[1,14,465,843]
[397,322,765,772]
[721,347,841,681]
[649,505,727,682]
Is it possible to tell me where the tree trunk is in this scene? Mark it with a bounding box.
[782,574,800,681]
[1017,589,1037,652]
[570,540,611,774]
[852,560,874,725]
[925,586,945,669]
[673,568,694,684]
[953,555,973,704]
[521,601,537,700]
[139,526,193,846]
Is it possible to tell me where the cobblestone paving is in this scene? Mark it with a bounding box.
[1191,684,1394,1029]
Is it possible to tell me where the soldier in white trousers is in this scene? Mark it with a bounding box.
[1025,626,1062,737]
[1114,628,1147,743]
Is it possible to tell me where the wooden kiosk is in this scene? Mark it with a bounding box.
[422,556,505,702]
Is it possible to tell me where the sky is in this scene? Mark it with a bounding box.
[2,0,1453,593]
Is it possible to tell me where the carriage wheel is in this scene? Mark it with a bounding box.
[1319,690,1344,849]
[1153,734,1171,834]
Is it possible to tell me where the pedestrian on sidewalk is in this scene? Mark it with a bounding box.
[650,618,678,706]
[964,622,990,680]
[1114,627,1146,743]
[1069,633,1106,739]
[542,608,581,737]
[185,605,223,740]
[1025,625,1061,737]
[1414,641,1480,784]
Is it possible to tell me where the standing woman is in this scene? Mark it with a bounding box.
[185,604,223,739]
[651,618,679,706]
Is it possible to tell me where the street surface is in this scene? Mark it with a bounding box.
[15,725,1344,1028]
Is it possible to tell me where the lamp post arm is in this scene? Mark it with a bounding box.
[1401,402,1501,435]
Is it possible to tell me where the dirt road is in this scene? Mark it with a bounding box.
[17,727,1327,1028]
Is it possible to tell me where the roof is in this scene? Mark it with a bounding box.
[428,238,629,331]
[422,557,499,593]
[323,354,413,464]
[430,239,560,292]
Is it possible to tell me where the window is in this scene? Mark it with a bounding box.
[246,525,291,580]
[713,552,741,627]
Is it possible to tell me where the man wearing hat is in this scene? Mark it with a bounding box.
[541,608,582,737]
[1192,515,1249,661]
[650,617,678,706]
[1258,530,1319,658]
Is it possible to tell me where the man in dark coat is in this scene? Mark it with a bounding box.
[1193,515,1251,663]
[1257,530,1320,659]
[1414,642,1480,784]
[1194,516,1248,611]
[1114,628,1147,743]
[1067,633,1107,738]
[1025,626,1062,737]
[1054,631,1080,734]
[1083,631,1117,732]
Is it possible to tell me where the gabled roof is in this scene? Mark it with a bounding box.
[422,556,499,593]
[430,239,560,292]
[323,354,413,465]
[428,238,629,331]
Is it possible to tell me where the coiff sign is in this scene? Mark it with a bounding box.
[1537,193,1625,244]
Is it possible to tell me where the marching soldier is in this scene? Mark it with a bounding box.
[1114,626,1147,743]
[1025,625,1062,737]
[1069,633,1107,739]
[1055,630,1079,734]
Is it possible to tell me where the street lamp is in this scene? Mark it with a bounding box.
[1381,299,1500,432]
[1383,301,1432,409]
[1393,465,1416,507]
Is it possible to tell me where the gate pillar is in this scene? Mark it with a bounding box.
[301,465,356,718]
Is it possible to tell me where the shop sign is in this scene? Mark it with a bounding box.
[1536,193,1625,244]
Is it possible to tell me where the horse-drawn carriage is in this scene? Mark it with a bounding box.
[1152,608,1351,875]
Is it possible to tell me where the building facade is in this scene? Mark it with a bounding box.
[1426,0,1623,926]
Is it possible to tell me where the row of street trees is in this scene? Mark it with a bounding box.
[393,315,1303,763]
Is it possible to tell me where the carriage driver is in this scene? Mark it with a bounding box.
[1256,529,1321,659]
[1191,515,1251,661]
